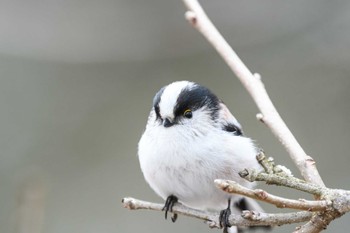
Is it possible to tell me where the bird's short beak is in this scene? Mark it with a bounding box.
[163,118,174,128]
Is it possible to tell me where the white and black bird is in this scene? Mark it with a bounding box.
[138,81,266,233]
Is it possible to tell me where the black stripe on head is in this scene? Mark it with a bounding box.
[153,86,165,120]
[174,83,220,120]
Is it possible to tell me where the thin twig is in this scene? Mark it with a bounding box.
[215,180,330,211]
[241,210,313,226]
[182,0,324,187]
[122,197,215,223]
[256,152,275,174]
[239,169,324,196]
[122,197,313,228]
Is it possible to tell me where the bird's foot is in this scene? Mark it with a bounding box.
[219,199,232,233]
[162,195,178,222]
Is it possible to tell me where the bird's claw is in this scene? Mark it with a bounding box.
[219,200,232,233]
[162,195,178,222]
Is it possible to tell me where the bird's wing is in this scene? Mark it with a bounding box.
[218,103,243,136]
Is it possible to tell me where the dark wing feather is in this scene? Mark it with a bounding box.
[219,103,243,136]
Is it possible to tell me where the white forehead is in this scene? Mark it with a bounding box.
[159,81,195,118]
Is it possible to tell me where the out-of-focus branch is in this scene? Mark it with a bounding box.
[182,0,324,187]
[122,197,313,228]
[16,180,46,233]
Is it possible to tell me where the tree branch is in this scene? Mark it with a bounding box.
[239,169,324,196]
[122,2,350,232]
[122,197,313,228]
[215,179,330,211]
[182,0,324,187]
[122,197,216,224]
[249,152,324,196]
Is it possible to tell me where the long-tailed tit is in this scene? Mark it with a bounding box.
[138,81,266,233]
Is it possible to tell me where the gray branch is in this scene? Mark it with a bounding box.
[239,169,324,197]
[122,197,313,228]
[215,179,330,211]
[122,1,350,232]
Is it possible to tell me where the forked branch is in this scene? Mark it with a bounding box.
[122,1,350,232]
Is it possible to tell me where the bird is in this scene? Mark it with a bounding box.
[138,80,265,233]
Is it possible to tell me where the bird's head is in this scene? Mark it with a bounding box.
[152,81,221,129]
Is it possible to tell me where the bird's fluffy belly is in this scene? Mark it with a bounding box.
[139,128,257,211]
[142,148,233,210]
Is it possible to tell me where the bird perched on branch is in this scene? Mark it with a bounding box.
[138,81,266,233]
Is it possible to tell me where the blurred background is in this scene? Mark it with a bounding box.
[1,0,349,232]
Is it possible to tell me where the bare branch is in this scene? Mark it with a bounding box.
[293,208,344,233]
[239,169,324,196]
[123,2,350,233]
[122,197,313,228]
[181,0,324,187]
[293,191,350,233]
[122,197,216,224]
[294,216,332,233]
[241,210,313,226]
[256,152,275,174]
[215,179,330,211]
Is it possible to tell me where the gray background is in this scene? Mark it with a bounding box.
[1,0,350,233]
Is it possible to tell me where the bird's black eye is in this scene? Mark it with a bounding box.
[183,109,192,119]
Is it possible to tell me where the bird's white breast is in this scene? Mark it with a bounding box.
[138,116,260,211]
